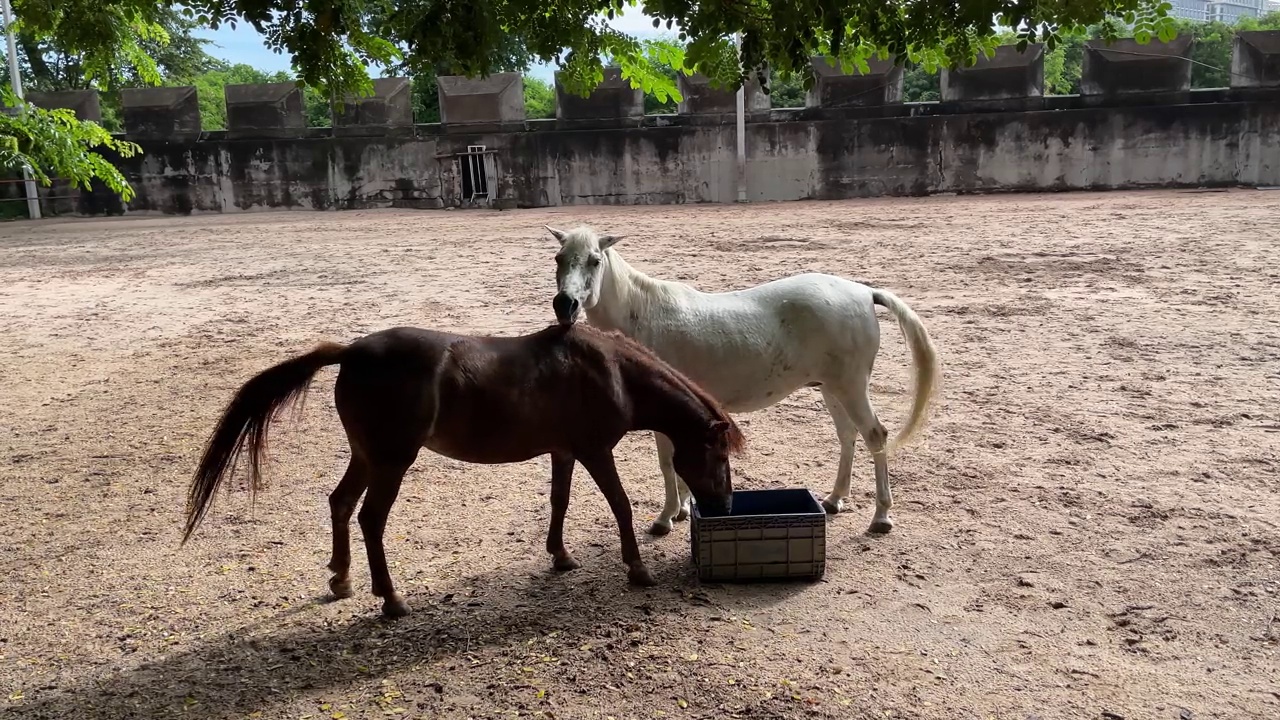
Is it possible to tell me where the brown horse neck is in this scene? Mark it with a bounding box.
[619,356,738,451]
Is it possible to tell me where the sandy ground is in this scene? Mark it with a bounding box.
[1,190,1278,720]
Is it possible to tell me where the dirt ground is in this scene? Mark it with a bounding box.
[1,190,1278,720]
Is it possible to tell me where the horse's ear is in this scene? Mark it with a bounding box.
[545,225,567,244]
[598,234,624,250]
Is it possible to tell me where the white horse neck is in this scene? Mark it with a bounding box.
[589,249,689,336]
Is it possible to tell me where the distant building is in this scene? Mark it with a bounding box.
[1168,0,1272,21]
[1170,0,1211,21]
[1209,0,1266,23]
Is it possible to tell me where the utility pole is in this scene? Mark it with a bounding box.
[734,32,747,203]
[2,0,42,220]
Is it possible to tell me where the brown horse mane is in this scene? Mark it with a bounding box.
[568,323,745,454]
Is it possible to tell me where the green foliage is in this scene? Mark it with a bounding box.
[524,77,556,119]
[387,32,532,123]
[767,73,807,109]
[182,64,293,130]
[3,6,223,132]
[0,87,141,201]
[604,37,685,111]
[902,66,940,102]
[2,1,197,195]
[1240,11,1280,31]
[1180,20,1235,88]
[1030,13,1280,95]
[178,0,1180,109]
[408,74,442,124]
[1172,13,1280,88]
[304,87,334,127]
[601,35,689,108]
[8,6,219,91]
[10,0,176,89]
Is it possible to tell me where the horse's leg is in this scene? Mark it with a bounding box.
[827,379,893,534]
[675,477,694,522]
[546,452,582,571]
[327,456,370,599]
[648,432,683,536]
[818,388,860,515]
[579,451,657,587]
[358,458,415,617]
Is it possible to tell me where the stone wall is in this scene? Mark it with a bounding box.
[10,34,1280,217]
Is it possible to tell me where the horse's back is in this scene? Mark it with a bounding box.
[335,324,629,463]
[631,271,882,404]
[343,326,460,366]
[683,272,877,332]
[724,272,873,303]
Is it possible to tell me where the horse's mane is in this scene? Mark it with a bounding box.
[599,245,683,315]
[573,324,745,454]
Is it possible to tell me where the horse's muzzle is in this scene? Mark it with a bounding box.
[553,292,581,325]
[698,494,733,518]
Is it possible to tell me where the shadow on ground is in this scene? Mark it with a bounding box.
[5,551,815,720]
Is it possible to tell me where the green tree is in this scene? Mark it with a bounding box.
[767,72,807,108]
[8,6,218,91]
[902,66,941,102]
[1172,13,1280,88]
[523,77,556,119]
[2,0,186,201]
[2,6,222,131]
[1,87,141,200]
[179,63,293,130]
[1042,29,1087,95]
[602,37,684,113]
[303,86,333,127]
[1033,13,1280,95]
[1181,20,1234,88]
[1239,11,1280,31]
[390,33,533,123]
[179,0,1180,102]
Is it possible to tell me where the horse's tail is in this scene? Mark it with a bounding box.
[871,289,939,455]
[181,342,348,545]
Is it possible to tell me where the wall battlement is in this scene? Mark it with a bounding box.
[11,34,1280,216]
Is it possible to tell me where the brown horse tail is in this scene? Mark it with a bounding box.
[181,342,347,545]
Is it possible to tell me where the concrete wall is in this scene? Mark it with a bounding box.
[12,35,1280,217]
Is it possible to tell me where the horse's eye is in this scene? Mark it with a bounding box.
[587,255,600,267]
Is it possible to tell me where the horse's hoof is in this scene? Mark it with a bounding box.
[553,554,582,572]
[821,497,844,515]
[674,507,690,522]
[628,565,658,587]
[381,594,411,618]
[868,518,894,535]
[329,577,353,600]
[648,520,673,536]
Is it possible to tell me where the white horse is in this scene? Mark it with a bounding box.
[545,225,939,536]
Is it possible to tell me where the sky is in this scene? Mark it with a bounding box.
[192,11,678,83]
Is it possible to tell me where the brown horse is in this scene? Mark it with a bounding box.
[181,322,743,618]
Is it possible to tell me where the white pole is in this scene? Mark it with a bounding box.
[2,0,41,220]
[734,32,747,203]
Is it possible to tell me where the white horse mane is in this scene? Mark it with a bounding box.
[599,247,683,326]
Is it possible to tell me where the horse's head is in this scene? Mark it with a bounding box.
[545,225,623,325]
[671,419,739,517]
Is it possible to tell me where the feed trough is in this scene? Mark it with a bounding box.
[690,488,827,582]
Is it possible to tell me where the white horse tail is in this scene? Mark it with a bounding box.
[871,288,939,454]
